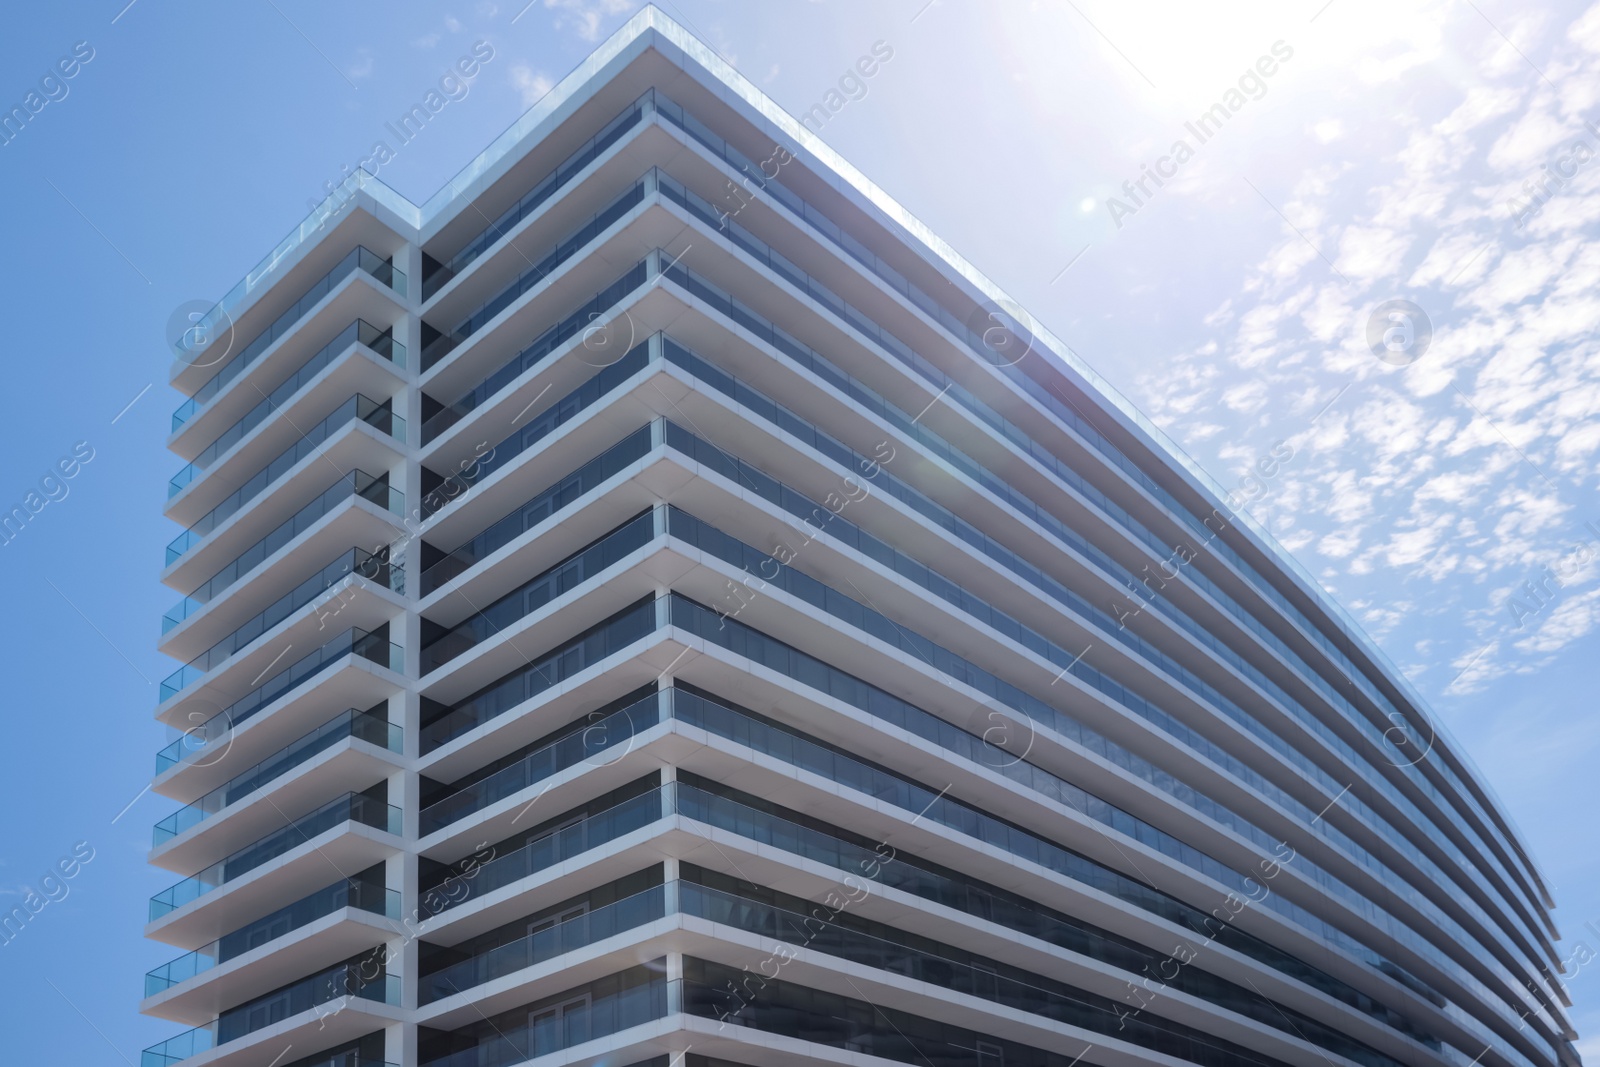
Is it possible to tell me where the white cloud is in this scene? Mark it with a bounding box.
[543,0,635,41]
[1139,0,1600,703]
[511,63,554,107]
[348,50,375,81]
[1336,225,1414,284]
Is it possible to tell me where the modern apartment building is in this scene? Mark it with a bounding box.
[142,10,1580,1067]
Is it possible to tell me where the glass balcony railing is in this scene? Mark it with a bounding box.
[276,1053,395,1067]
[156,627,401,770]
[430,82,1530,902]
[686,875,1403,1067]
[422,785,666,915]
[429,340,648,508]
[145,877,398,996]
[149,792,400,920]
[220,959,396,1043]
[174,246,405,431]
[221,626,399,729]
[664,329,1534,963]
[419,424,654,595]
[450,81,1531,897]
[413,829,1418,1067]
[659,253,1559,1006]
[143,966,398,1067]
[421,689,661,833]
[154,709,401,843]
[422,93,650,300]
[161,547,399,692]
[693,661,1429,1015]
[420,177,649,370]
[648,85,1541,924]
[170,320,402,497]
[420,884,665,1003]
[167,396,404,564]
[416,409,1484,1004]
[661,507,1543,1034]
[141,1024,213,1067]
[387,95,1548,1017]
[419,967,664,1067]
[418,598,655,752]
[403,343,1546,1036]
[675,775,1474,1061]
[673,687,1548,1065]
[420,262,647,443]
[420,510,655,674]
[163,471,402,628]
[271,1054,395,1067]
[649,160,1557,999]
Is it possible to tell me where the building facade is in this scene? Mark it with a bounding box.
[143,11,1580,1067]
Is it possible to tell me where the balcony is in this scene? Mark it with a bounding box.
[174,247,404,432]
[654,88,1466,811]
[142,959,398,1067]
[419,342,649,527]
[166,396,404,565]
[418,597,656,752]
[421,689,660,835]
[419,424,655,596]
[420,262,647,444]
[166,621,399,732]
[422,93,650,300]
[161,548,399,691]
[163,473,403,631]
[645,155,1555,995]
[170,321,403,499]
[421,511,655,675]
[155,693,405,819]
[154,709,400,845]
[422,870,1173,1049]
[419,177,649,370]
[421,89,783,331]
[149,791,399,921]
[157,625,400,751]
[644,91,1521,892]
[145,874,397,998]
[418,966,665,1067]
[422,785,666,917]
[647,316,1556,1013]
[421,884,664,1004]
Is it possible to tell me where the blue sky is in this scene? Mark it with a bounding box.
[0,0,1595,1061]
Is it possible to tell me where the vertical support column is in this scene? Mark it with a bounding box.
[654,583,673,633]
[660,760,678,830]
[666,950,684,1017]
[663,856,680,919]
[391,234,426,1067]
[386,1017,416,1067]
[395,237,426,649]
